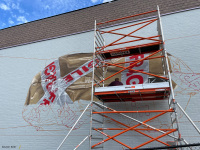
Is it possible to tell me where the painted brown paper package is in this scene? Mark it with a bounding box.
[25,52,174,106]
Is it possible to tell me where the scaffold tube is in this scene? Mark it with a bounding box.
[176,102,200,134]
[73,135,89,150]
[57,102,92,150]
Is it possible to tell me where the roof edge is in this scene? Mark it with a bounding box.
[0,6,199,51]
[0,0,118,31]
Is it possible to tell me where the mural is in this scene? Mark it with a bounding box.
[21,52,200,145]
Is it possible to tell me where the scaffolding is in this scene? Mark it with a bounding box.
[57,6,200,150]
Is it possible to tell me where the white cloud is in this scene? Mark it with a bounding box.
[11,2,24,13]
[103,0,112,3]
[2,23,6,27]
[11,3,19,9]
[0,3,10,10]
[17,16,28,23]
[44,5,50,10]
[91,0,98,3]
[8,18,14,24]
[11,13,17,18]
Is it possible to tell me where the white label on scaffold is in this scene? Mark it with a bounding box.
[121,54,149,85]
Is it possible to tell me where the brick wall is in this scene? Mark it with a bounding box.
[0,0,199,49]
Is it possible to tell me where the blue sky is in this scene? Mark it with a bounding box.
[0,0,112,30]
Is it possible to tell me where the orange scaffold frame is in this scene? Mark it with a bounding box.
[90,6,183,150]
[92,103,176,149]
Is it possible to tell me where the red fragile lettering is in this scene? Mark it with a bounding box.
[88,60,98,68]
[63,74,73,84]
[88,61,93,68]
[72,69,83,76]
[49,91,56,103]
[41,99,50,105]
[82,66,89,72]
[126,75,143,85]
[40,91,56,105]
[46,82,54,92]
[129,54,144,67]
[45,72,57,82]
[44,62,56,76]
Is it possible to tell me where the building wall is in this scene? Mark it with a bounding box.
[0,9,200,149]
